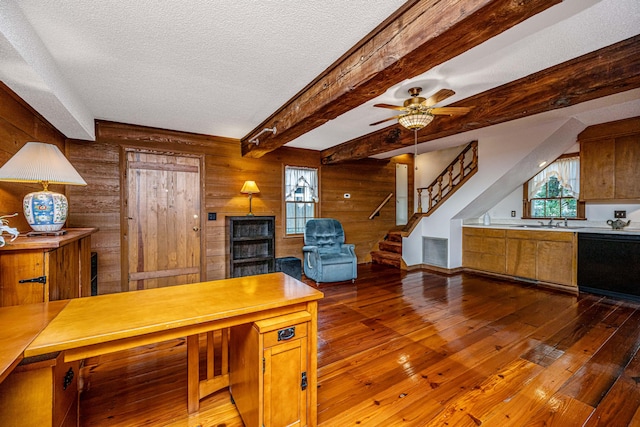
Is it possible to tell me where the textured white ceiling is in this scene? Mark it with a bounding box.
[1,0,405,140]
[0,0,639,154]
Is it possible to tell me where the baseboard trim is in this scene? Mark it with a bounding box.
[462,268,578,296]
[410,264,464,275]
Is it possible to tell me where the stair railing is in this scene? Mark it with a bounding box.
[417,140,478,215]
[369,192,393,220]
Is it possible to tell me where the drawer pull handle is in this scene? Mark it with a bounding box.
[63,367,74,390]
[277,327,295,341]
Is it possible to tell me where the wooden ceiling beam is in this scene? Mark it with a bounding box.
[240,0,560,158]
[321,35,640,164]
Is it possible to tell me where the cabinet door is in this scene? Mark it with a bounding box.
[48,245,80,301]
[0,251,46,306]
[264,337,308,427]
[615,135,640,199]
[580,139,615,200]
[537,241,574,287]
[506,238,536,279]
[462,229,505,274]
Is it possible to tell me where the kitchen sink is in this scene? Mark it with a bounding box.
[513,224,583,230]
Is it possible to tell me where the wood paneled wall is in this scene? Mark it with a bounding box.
[67,121,412,294]
[0,84,413,295]
[0,83,66,231]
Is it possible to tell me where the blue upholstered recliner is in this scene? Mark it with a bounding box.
[303,218,357,283]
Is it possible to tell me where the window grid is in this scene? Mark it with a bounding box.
[284,166,318,235]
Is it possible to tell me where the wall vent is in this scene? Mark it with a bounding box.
[423,237,448,268]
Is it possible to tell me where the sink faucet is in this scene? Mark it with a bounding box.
[548,218,555,227]
[563,217,568,227]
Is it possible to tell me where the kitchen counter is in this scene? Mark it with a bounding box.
[463,223,640,236]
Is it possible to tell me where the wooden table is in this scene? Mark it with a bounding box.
[0,301,67,383]
[24,272,323,421]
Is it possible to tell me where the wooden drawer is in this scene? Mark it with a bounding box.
[255,311,311,349]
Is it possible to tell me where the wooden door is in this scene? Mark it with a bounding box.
[126,151,202,291]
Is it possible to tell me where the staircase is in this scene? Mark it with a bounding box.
[370,230,405,268]
[370,140,479,270]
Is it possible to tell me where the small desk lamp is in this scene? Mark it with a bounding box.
[0,142,87,233]
[240,180,260,216]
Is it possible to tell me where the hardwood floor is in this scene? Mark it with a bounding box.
[79,265,640,426]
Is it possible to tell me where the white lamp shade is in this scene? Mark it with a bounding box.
[0,142,86,232]
[0,142,87,185]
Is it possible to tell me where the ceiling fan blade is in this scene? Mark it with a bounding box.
[370,115,400,126]
[429,106,473,116]
[422,89,456,107]
[373,103,407,111]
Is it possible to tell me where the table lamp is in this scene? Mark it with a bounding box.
[0,142,87,233]
[240,180,260,216]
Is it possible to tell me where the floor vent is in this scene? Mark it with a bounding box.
[423,237,448,268]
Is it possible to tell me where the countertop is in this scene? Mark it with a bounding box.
[463,223,640,236]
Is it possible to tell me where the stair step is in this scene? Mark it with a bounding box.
[371,251,402,268]
[386,231,403,242]
[379,241,402,254]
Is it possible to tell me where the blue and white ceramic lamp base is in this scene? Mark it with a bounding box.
[23,191,68,232]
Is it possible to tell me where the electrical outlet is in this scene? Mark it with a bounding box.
[208,212,217,221]
[511,210,516,217]
[614,210,626,218]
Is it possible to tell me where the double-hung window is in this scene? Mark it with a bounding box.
[284,166,318,235]
[524,155,583,218]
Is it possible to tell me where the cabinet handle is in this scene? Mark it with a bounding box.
[277,327,295,341]
[19,276,47,284]
[63,367,74,390]
[193,226,199,231]
[301,371,308,391]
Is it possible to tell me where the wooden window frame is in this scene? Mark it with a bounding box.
[521,153,586,220]
[284,166,319,236]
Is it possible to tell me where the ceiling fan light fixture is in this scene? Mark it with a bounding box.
[398,111,434,130]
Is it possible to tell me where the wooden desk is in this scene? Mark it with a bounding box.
[25,272,323,421]
[0,301,67,384]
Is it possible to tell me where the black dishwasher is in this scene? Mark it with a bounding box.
[577,233,640,301]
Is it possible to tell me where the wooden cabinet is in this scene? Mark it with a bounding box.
[0,352,79,427]
[0,228,96,307]
[506,230,576,288]
[463,227,577,290]
[579,117,640,201]
[462,227,506,274]
[227,216,275,278]
[230,311,311,427]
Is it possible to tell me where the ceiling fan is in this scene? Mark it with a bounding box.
[370,87,473,130]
